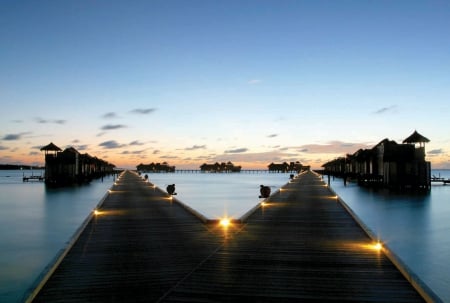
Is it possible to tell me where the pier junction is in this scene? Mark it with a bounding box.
[25,169,441,302]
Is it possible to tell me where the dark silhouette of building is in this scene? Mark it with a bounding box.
[137,162,175,173]
[41,142,115,186]
[200,161,241,172]
[321,131,431,190]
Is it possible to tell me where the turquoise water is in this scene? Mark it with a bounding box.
[0,170,115,302]
[1,169,449,302]
[327,169,450,302]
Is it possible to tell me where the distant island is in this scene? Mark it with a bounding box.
[0,164,44,170]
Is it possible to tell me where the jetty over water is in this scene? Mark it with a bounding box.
[27,170,437,302]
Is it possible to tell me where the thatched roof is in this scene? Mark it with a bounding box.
[40,142,62,152]
[403,130,430,144]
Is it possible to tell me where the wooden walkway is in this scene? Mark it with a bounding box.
[28,170,432,302]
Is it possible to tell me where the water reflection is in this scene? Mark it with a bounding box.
[329,172,450,302]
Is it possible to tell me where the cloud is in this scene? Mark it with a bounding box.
[0,145,8,150]
[2,132,29,141]
[130,108,157,115]
[373,105,397,114]
[101,124,127,130]
[121,150,145,155]
[248,79,262,84]
[74,145,89,151]
[35,117,66,124]
[212,150,298,164]
[185,145,206,151]
[428,149,443,155]
[160,155,179,159]
[129,140,145,146]
[29,151,40,156]
[267,134,278,138]
[99,140,126,149]
[102,112,118,119]
[153,150,160,154]
[295,141,372,154]
[225,148,248,153]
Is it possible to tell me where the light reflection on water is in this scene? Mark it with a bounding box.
[0,170,114,302]
[1,169,449,302]
[145,172,292,219]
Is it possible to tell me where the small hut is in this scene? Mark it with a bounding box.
[40,142,62,155]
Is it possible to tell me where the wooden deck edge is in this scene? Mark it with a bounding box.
[22,174,119,303]
[146,182,210,224]
[239,170,309,223]
[324,179,443,303]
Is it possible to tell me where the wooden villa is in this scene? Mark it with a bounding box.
[200,161,242,172]
[41,142,115,186]
[136,162,176,173]
[322,131,431,190]
[268,161,309,173]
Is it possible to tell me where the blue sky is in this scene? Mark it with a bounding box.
[1,0,449,169]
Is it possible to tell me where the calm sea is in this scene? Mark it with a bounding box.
[0,169,449,302]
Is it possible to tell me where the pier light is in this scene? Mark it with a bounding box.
[93,209,101,216]
[373,242,383,251]
[219,217,231,228]
[261,201,267,207]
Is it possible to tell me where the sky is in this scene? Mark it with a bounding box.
[1,0,450,170]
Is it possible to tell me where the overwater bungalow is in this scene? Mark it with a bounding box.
[322,131,431,190]
[268,161,309,173]
[136,162,175,173]
[40,142,115,186]
[200,161,242,172]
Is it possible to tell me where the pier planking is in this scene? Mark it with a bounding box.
[29,170,431,302]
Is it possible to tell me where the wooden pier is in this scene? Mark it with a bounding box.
[431,177,450,185]
[23,175,44,182]
[27,170,439,302]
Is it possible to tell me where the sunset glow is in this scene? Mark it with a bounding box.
[1,1,449,170]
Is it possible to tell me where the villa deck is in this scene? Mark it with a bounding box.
[28,170,433,302]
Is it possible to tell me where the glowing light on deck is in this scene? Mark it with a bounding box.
[219,218,231,228]
[261,201,267,207]
[373,242,383,251]
[93,209,101,216]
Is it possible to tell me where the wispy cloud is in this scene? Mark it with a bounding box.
[99,140,126,149]
[296,141,372,154]
[185,145,206,151]
[267,134,278,138]
[0,145,8,150]
[373,105,397,114]
[153,150,160,154]
[74,145,89,151]
[428,149,443,155]
[102,112,118,119]
[2,132,30,141]
[225,148,248,153]
[160,155,179,159]
[129,140,145,146]
[121,150,146,155]
[130,108,157,115]
[248,79,262,84]
[35,117,66,124]
[101,124,127,130]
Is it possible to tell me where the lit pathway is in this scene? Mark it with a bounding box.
[29,170,431,302]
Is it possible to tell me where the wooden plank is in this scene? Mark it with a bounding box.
[30,171,429,302]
